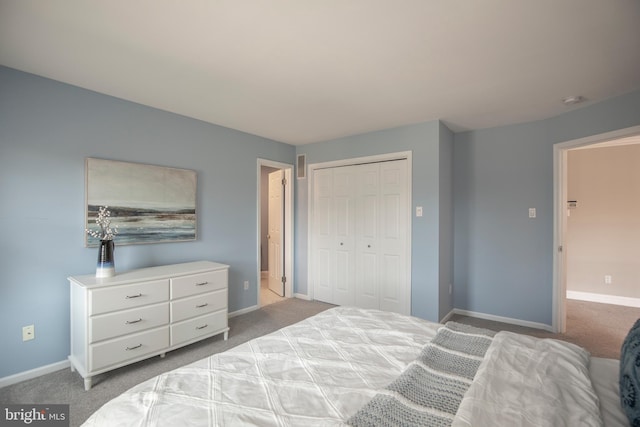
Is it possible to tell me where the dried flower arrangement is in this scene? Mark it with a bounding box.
[86,206,118,241]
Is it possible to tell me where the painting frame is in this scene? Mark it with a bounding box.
[85,158,197,247]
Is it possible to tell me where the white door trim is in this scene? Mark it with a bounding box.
[257,159,294,305]
[307,151,413,313]
[552,125,640,333]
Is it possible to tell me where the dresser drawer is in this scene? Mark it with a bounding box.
[90,303,169,343]
[171,289,227,323]
[89,327,169,372]
[90,280,169,315]
[171,311,227,346]
[170,270,227,299]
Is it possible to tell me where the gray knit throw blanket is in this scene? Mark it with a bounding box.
[348,322,495,427]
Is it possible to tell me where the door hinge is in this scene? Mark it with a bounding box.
[558,245,563,252]
[281,276,286,284]
[282,178,287,186]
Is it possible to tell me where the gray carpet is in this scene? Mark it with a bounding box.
[1,297,635,426]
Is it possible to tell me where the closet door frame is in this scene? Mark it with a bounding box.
[307,151,413,315]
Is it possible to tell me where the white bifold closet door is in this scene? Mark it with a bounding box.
[312,159,409,314]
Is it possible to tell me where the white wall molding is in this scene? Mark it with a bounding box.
[439,309,456,324]
[453,309,554,332]
[567,291,640,308]
[228,304,259,318]
[0,360,70,389]
[293,293,311,301]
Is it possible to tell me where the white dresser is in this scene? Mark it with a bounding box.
[68,261,229,390]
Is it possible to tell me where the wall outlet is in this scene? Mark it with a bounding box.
[243,281,249,290]
[22,324,35,341]
[604,275,612,285]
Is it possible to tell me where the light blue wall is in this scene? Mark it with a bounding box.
[3,61,639,380]
[294,121,453,322]
[0,66,295,378]
[453,89,640,325]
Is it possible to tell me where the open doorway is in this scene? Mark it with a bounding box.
[257,159,293,307]
[553,126,640,335]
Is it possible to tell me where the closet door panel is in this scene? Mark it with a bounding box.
[357,251,379,309]
[380,253,402,312]
[379,160,408,314]
[314,248,332,303]
[356,163,380,309]
[313,169,334,303]
[334,249,354,306]
[332,166,356,306]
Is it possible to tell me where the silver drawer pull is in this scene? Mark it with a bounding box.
[125,293,143,299]
[196,303,208,308]
[126,344,142,351]
[195,281,209,286]
[125,318,143,324]
[196,324,208,330]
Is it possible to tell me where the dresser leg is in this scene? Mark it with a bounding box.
[84,377,92,391]
[224,331,228,340]
[160,353,166,358]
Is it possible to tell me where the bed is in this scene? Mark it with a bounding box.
[82,306,629,426]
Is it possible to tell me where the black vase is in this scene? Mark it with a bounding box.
[96,239,115,278]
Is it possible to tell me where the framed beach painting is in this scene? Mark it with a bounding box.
[85,158,197,246]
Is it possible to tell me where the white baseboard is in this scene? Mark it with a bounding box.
[293,293,311,301]
[452,308,554,332]
[439,309,456,324]
[228,304,259,318]
[567,290,640,307]
[0,359,70,389]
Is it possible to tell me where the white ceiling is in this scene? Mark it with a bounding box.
[1,1,639,145]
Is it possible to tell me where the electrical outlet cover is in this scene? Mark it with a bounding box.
[22,325,34,341]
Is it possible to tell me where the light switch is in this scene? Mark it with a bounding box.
[528,208,536,218]
[416,206,423,217]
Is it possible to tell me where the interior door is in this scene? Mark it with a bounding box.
[268,169,285,297]
[354,160,408,313]
[313,168,333,303]
[332,165,356,306]
[377,159,408,314]
[312,166,356,306]
[356,163,380,309]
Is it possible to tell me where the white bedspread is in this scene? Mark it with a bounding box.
[82,306,440,427]
[452,331,603,427]
[82,307,614,427]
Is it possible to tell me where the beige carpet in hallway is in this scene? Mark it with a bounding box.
[260,275,286,306]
